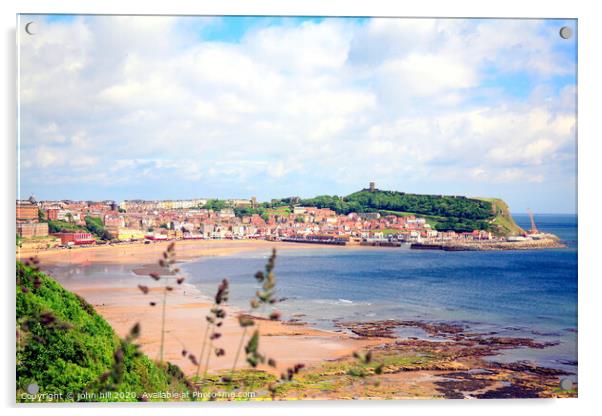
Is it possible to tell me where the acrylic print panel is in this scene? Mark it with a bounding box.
[16,15,577,402]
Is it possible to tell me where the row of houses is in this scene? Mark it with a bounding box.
[17,195,495,246]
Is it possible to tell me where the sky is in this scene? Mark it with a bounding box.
[18,16,577,213]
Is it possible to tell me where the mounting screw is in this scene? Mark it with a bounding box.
[559,378,573,391]
[26,382,39,394]
[559,26,572,40]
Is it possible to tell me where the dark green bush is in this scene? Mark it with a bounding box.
[16,261,189,402]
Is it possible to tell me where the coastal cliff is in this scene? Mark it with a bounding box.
[475,197,525,236]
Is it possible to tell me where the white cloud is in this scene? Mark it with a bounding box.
[378,53,478,97]
[70,156,99,167]
[245,20,353,74]
[33,146,61,168]
[18,16,576,204]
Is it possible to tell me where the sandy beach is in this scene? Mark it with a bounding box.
[18,240,385,377]
[84,286,384,377]
[17,239,340,266]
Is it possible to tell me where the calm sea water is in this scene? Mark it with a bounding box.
[180,214,578,375]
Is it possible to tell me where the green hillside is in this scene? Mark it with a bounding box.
[294,188,523,236]
[475,197,525,236]
[16,261,190,402]
[45,215,111,240]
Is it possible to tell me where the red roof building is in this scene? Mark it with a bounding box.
[54,232,95,245]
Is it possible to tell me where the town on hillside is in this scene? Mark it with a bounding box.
[16,183,557,252]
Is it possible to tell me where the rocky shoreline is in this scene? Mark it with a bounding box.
[220,316,577,399]
[322,319,577,399]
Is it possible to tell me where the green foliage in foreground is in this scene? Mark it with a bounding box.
[197,352,440,400]
[16,262,190,402]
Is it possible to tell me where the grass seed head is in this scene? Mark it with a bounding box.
[215,279,229,304]
[188,353,198,366]
[129,323,141,338]
[238,316,255,327]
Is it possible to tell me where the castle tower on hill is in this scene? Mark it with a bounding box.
[369,182,376,192]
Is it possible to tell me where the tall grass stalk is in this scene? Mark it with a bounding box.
[230,326,248,378]
[197,279,228,383]
[194,321,212,380]
[201,326,216,380]
[138,242,185,366]
[158,286,168,364]
[229,249,279,382]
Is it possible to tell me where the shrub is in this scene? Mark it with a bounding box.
[16,261,189,402]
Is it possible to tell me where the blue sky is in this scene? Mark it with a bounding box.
[18,16,577,213]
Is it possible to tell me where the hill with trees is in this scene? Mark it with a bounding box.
[199,188,524,236]
[294,188,524,236]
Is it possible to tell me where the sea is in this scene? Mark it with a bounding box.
[47,214,578,378]
[179,214,578,377]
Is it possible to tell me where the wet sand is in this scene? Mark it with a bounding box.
[81,285,385,376]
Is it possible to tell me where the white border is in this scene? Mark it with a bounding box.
[3,0,587,18]
[3,1,601,416]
